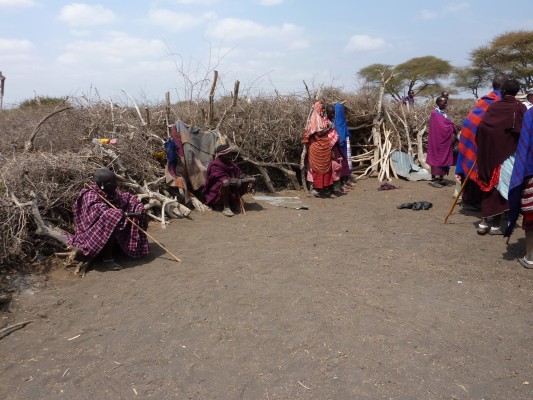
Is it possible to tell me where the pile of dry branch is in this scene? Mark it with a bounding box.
[0,83,474,271]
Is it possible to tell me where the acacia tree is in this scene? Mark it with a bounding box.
[358,56,452,100]
[452,66,487,99]
[396,56,452,95]
[358,64,400,95]
[471,30,533,89]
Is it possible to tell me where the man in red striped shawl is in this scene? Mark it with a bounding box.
[427,96,457,188]
[455,75,506,208]
[475,79,526,235]
[66,169,149,270]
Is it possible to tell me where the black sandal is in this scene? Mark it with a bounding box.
[397,202,413,209]
[421,201,433,210]
[102,259,122,271]
[428,181,443,188]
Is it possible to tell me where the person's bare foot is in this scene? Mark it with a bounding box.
[102,259,122,271]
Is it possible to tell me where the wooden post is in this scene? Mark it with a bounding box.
[109,97,116,133]
[145,106,150,127]
[0,71,5,110]
[207,70,218,126]
[371,69,395,174]
[165,92,171,139]
[232,80,240,108]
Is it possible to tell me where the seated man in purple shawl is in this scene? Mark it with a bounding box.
[66,169,149,270]
[202,144,255,217]
[426,96,457,188]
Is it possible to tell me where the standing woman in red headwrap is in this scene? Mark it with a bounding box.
[303,100,335,197]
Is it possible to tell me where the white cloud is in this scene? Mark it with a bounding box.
[58,3,116,26]
[0,0,35,7]
[147,9,215,32]
[444,2,469,12]
[0,38,33,52]
[259,0,283,5]
[420,9,438,20]
[57,33,167,66]
[257,51,283,59]
[345,35,386,52]
[0,39,34,65]
[173,0,216,4]
[209,18,308,48]
[289,40,310,50]
[71,29,92,37]
[0,39,34,55]
[419,3,469,20]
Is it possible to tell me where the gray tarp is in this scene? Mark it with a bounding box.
[252,196,309,210]
[390,151,432,181]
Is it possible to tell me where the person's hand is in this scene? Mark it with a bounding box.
[125,212,142,218]
[454,174,462,183]
[229,178,240,187]
[242,177,256,183]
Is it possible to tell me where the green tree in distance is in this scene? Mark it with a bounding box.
[452,66,487,99]
[358,56,452,100]
[471,30,533,89]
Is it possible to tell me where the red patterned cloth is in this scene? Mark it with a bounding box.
[303,101,328,143]
[456,90,501,177]
[66,184,149,258]
[304,102,336,188]
[523,178,533,230]
[475,95,526,191]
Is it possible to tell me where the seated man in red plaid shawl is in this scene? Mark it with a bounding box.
[66,169,149,270]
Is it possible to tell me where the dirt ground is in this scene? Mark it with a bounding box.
[1,176,533,400]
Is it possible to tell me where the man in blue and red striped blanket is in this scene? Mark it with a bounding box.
[455,75,506,207]
[506,107,533,268]
[66,169,149,270]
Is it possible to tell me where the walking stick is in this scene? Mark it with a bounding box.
[84,183,181,262]
[444,160,477,224]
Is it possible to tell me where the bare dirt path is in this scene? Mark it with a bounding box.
[1,177,533,399]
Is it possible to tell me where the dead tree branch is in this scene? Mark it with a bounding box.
[24,106,72,152]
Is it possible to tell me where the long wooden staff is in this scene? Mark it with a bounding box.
[444,160,477,223]
[84,183,181,262]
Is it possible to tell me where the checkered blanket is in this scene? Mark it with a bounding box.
[66,184,149,257]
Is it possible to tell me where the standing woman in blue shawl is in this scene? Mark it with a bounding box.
[334,103,351,171]
[506,108,533,267]
[332,103,354,190]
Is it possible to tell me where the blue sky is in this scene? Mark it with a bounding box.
[1,0,533,106]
